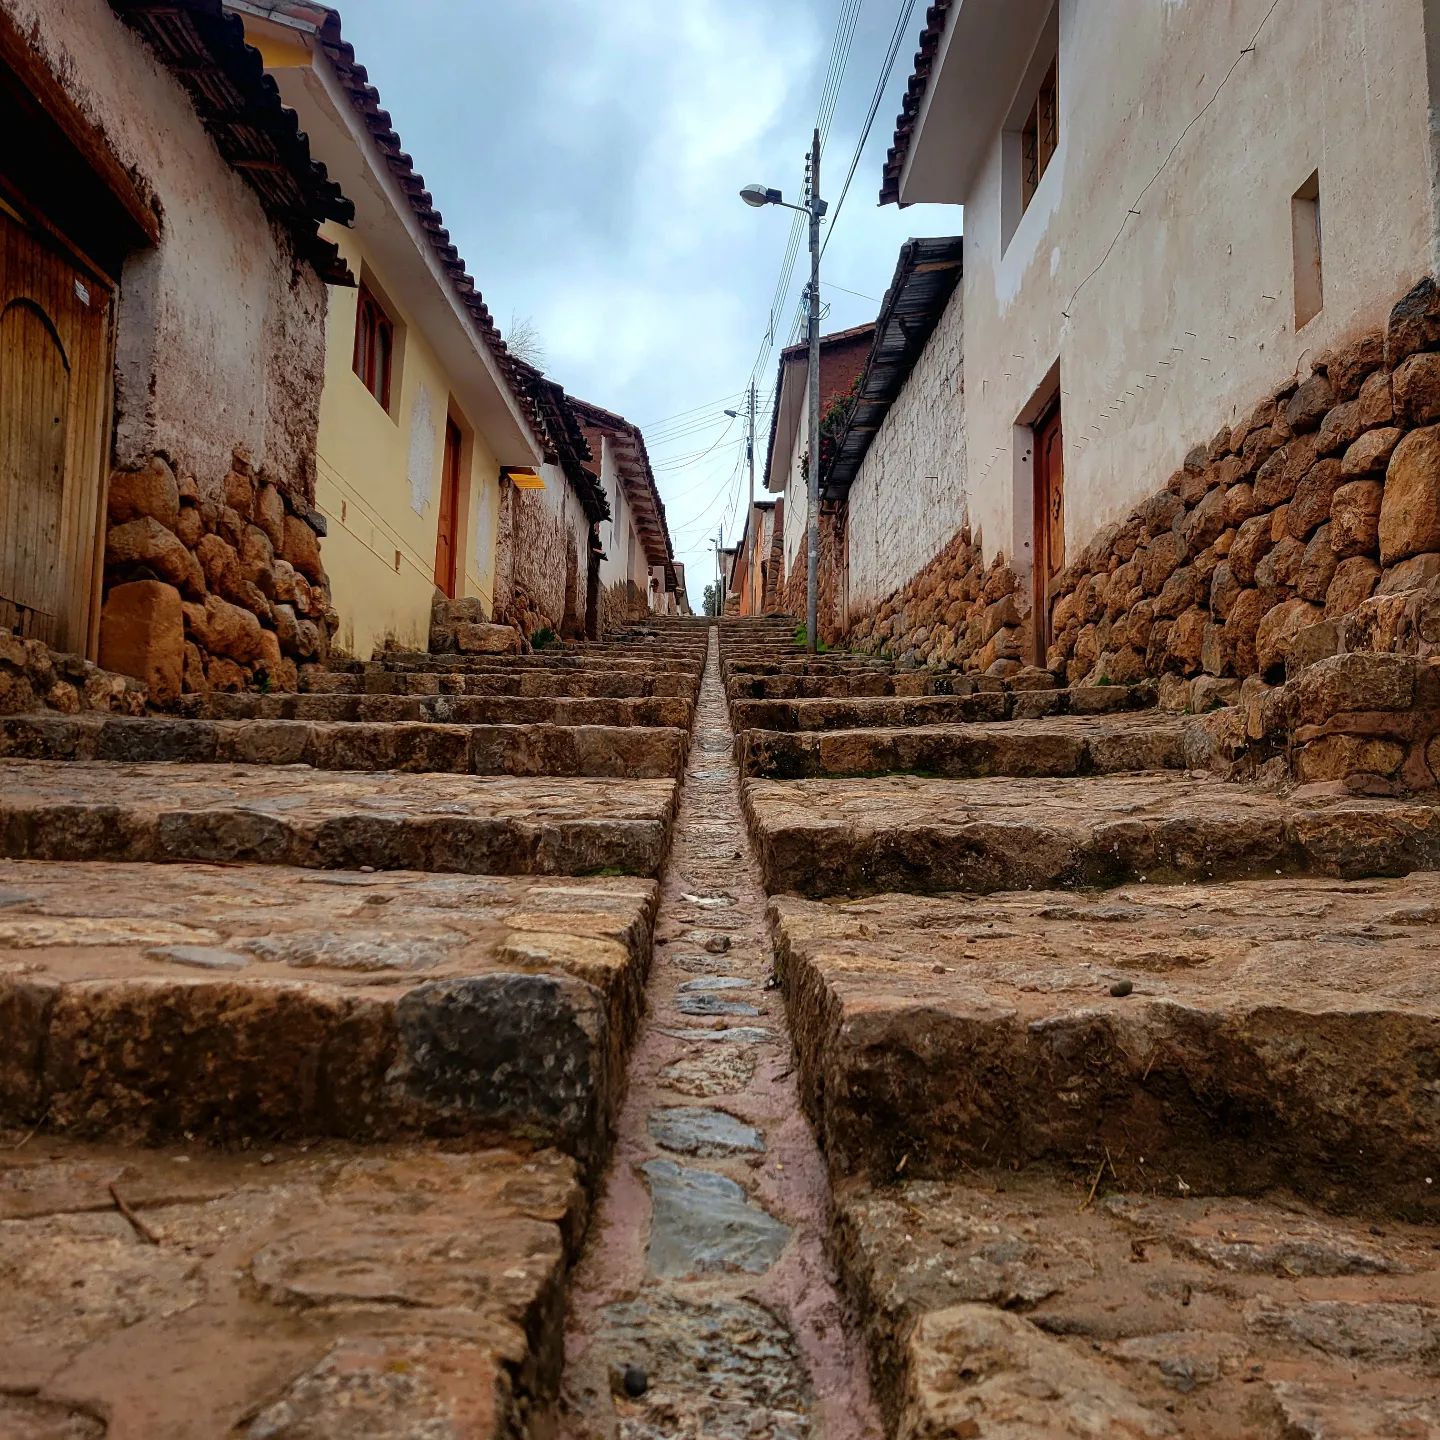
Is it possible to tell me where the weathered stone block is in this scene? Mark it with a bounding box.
[1341,426,1403,479]
[1378,552,1440,594]
[1385,275,1440,366]
[105,517,205,600]
[1255,598,1323,678]
[1284,374,1334,433]
[255,483,286,551]
[281,514,324,583]
[1228,514,1273,586]
[196,595,265,665]
[1286,460,1343,540]
[98,580,180,705]
[1325,556,1381,618]
[1296,652,1416,723]
[1393,351,1440,425]
[223,469,254,518]
[1255,535,1305,592]
[1328,480,1383,559]
[1296,526,1338,602]
[455,623,523,655]
[1296,734,1407,783]
[107,456,180,533]
[1321,330,1386,401]
[1379,426,1440,564]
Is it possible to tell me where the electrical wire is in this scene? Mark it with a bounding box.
[821,0,919,260]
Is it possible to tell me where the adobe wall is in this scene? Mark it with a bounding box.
[8,0,327,499]
[6,0,336,704]
[846,286,967,613]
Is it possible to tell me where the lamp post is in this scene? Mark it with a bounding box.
[741,128,826,654]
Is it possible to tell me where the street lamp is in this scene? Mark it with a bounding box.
[740,128,827,653]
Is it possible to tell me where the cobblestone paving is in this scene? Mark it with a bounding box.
[557,626,881,1439]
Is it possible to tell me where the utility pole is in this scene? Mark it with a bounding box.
[804,127,822,655]
[715,523,724,616]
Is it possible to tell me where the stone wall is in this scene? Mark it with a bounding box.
[781,506,846,643]
[846,286,966,613]
[840,277,1440,687]
[495,471,589,640]
[600,580,649,638]
[0,632,147,716]
[98,448,335,704]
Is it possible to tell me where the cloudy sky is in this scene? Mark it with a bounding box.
[329,0,953,606]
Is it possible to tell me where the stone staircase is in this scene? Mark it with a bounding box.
[0,623,708,1436]
[718,620,1440,1439]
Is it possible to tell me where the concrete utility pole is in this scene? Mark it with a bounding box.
[804,128,822,655]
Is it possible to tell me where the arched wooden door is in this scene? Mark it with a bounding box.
[0,205,112,653]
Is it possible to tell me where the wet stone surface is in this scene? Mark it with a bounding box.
[557,627,879,1439]
[647,1106,764,1157]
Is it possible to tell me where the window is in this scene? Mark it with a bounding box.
[352,282,394,408]
[1020,60,1058,214]
[1292,170,1323,330]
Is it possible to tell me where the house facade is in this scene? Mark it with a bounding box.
[761,323,874,633]
[573,398,680,632]
[232,1,547,659]
[1,0,350,706]
[833,0,1440,681]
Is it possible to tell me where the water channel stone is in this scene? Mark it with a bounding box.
[648,1106,765,1157]
[641,1158,790,1276]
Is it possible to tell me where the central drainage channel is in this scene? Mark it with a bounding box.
[557,627,880,1438]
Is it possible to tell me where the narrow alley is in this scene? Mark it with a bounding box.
[7,0,1440,1435]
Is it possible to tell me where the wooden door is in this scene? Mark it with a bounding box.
[0,204,111,652]
[1032,402,1065,662]
[434,416,463,598]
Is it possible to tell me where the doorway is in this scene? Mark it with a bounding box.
[434,415,463,598]
[0,205,112,652]
[1032,399,1065,661]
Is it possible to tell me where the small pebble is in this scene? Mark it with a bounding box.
[623,1365,648,1398]
[1110,979,1134,998]
[704,935,731,954]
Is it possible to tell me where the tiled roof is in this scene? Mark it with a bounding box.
[879,0,955,207]
[823,235,963,501]
[760,323,878,494]
[569,397,677,590]
[234,2,543,440]
[110,0,353,282]
[510,361,610,526]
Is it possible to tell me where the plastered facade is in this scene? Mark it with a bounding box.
[953,0,1437,583]
[846,286,968,613]
[312,228,504,659]
[6,0,327,502]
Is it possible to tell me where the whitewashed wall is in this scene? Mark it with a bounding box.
[847,287,968,612]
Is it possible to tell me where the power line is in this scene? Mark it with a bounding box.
[821,0,919,260]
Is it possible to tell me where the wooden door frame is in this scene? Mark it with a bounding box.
[434,414,464,598]
[1031,397,1064,664]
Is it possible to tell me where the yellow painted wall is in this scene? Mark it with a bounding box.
[314,225,502,659]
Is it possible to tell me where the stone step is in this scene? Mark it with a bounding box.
[745,772,1440,897]
[0,859,654,1159]
[772,876,1440,1219]
[354,653,705,677]
[833,1170,1440,1440]
[308,670,697,699]
[178,690,695,724]
[0,760,677,876]
[0,1135,586,1437]
[731,685,1153,733]
[0,714,688,780]
[738,714,1191,780]
[728,672,997,700]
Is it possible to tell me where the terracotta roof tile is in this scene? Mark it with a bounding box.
[110,0,354,282]
[879,0,954,207]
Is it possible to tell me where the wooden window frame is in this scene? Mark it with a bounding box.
[1020,60,1058,214]
[352,282,394,410]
